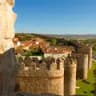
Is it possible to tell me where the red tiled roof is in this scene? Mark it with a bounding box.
[20,39,49,49]
[42,46,74,54]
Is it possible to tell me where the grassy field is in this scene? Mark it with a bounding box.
[76,61,96,96]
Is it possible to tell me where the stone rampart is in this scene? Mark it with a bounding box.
[73,53,89,80]
[77,45,92,69]
[16,56,64,96]
[64,55,77,96]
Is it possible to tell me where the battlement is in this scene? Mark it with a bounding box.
[16,53,81,96]
[17,56,64,78]
[16,56,64,96]
[64,55,77,65]
[15,45,93,96]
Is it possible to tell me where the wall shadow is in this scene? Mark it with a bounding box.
[0,48,18,95]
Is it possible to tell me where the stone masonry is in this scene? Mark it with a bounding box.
[16,45,92,96]
[16,57,64,96]
[64,55,77,96]
[0,0,17,96]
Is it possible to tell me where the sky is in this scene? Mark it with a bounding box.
[14,0,96,34]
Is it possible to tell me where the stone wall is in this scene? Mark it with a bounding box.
[74,53,89,80]
[16,57,64,96]
[0,0,17,96]
[64,56,77,96]
[16,49,92,96]
[77,45,92,69]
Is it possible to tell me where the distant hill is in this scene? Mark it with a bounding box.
[43,34,96,40]
[16,33,96,40]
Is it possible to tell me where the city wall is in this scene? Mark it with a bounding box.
[64,56,77,96]
[15,45,92,96]
[16,57,64,96]
[73,53,89,80]
[77,45,92,69]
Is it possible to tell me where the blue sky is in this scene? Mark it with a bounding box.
[14,0,96,34]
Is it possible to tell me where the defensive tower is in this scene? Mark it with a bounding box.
[16,56,64,96]
[64,55,77,96]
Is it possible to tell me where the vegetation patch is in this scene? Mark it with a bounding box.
[76,61,96,96]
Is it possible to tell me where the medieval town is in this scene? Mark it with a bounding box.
[0,0,96,96]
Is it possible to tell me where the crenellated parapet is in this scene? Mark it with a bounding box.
[64,54,77,65]
[16,49,92,96]
[16,56,64,96]
[17,56,64,74]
